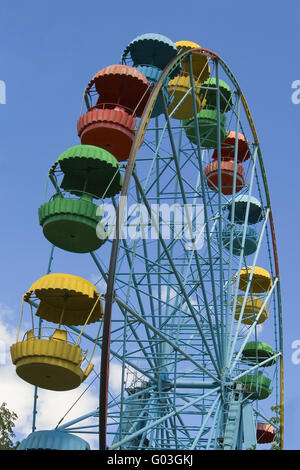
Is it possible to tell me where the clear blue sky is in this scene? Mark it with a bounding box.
[0,0,299,449]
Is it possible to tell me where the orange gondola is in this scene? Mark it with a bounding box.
[204,160,245,195]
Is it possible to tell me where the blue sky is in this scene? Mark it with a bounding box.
[0,0,299,449]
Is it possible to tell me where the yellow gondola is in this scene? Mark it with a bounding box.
[24,273,103,326]
[167,74,206,120]
[175,40,210,81]
[10,329,93,391]
[234,266,272,293]
[234,295,270,325]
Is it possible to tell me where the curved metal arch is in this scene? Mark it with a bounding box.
[97,47,283,450]
[217,54,283,450]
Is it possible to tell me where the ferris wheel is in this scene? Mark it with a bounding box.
[11,33,283,451]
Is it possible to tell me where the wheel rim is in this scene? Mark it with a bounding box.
[95,48,283,450]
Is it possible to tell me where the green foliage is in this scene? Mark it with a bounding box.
[247,405,281,450]
[246,444,257,450]
[0,402,19,450]
[269,405,281,450]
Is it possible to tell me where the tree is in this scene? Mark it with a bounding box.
[269,405,281,450]
[0,402,19,450]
